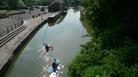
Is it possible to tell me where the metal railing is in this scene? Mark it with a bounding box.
[0,25,27,48]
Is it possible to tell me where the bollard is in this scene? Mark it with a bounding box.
[18,23,20,27]
[7,27,9,33]
[21,20,23,25]
[44,12,46,14]
[15,16,17,19]
[11,26,13,31]
[15,24,16,29]
[32,15,35,18]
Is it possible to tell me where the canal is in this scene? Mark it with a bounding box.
[4,8,89,77]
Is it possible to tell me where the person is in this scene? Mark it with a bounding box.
[52,59,58,72]
[44,43,54,52]
[45,44,49,51]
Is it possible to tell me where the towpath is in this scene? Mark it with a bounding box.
[0,12,53,71]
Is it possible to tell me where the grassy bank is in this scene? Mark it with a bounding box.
[0,10,8,17]
[0,10,25,18]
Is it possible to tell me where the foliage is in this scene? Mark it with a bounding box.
[36,0,49,6]
[68,0,138,77]
[0,5,9,10]
[68,42,103,77]
[7,0,17,9]
[2,0,49,10]
[0,10,8,17]
[22,0,35,6]
[18,0,26,8]
[102,54,138,77]
[111,42,138,66]
[64,0,68,5]
[7,0,25,9]
[84,66,103,77]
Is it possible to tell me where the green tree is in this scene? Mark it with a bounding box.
[18,0,25,8]
[68,0,138,77]
[22,0,37,6]
[36,0,49,6]
[7,0,18,9]
[8,0,25,9]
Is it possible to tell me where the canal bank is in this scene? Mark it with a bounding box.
[0,12,53,75]
[2,8,90,77]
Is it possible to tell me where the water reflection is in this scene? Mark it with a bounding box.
[48,13,67,27]
[4,8,89,77]
[73,6,80,12]
[38,48,54,77]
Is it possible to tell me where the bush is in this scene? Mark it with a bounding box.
[111,42,138,66]
[102,54,138,77]
[8,0,25,10]
[0,10,8,17]
[68,0,138,77]
[68,42,103,77]
[84,66,103,77]
[0,5,9,10]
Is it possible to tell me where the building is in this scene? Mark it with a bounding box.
[48,0,65,12]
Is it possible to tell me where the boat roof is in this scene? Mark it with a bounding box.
[49,11,60,17]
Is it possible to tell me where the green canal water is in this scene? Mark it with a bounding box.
[4,8,89,77]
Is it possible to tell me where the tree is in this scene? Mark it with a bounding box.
[7,0,18,9]
[22,0,37,6]
[36,0,49,6]
[8,0,25,9]
[18,0,25,8]
[68,0,138,77]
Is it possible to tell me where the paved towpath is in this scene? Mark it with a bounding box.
[0,9,47,38]
[0,12,53,71]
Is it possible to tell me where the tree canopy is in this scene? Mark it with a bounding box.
[2,0,50,9]
[68,0,138,77]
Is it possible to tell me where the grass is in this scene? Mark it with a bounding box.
[0,10,8,17]
[0,10,7,13]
